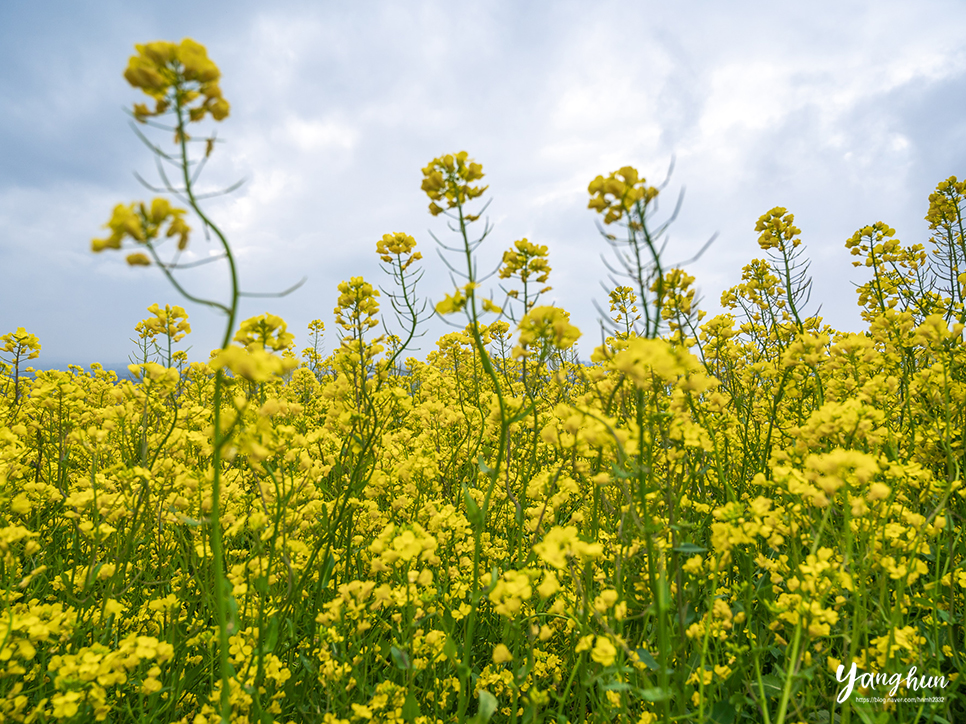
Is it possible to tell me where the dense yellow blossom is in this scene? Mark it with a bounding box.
[13,35,962,724]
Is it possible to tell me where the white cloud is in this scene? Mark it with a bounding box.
[281,116,359,153]
[3,0,966,365]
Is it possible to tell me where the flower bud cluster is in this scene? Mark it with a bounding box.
[587,166,659,225]
[755,207,802,251]
[125,39,229,124]
[135,303,191,342]
[420,152,487,217]
[91,198,191,264]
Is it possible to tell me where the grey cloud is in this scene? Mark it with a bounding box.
[3,0,966,367]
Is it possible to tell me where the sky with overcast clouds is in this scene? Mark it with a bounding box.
[3,0,966,370]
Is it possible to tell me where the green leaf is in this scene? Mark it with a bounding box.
[684,603,698,626]
[641,687,671,702]
[601,681,632,692]
[635,648,659,670]
[443,636,459,663]
[673,542,707,554]
[260,615,279,655]
[390,645,411,670]
[477,456,494,475]
[463,484,484,529]
[850,705,886,724]
[514,661,533,681]
[402,692,421,722]
[319,553,336,589]
[468,691,498,724]
[299,652,317,674]
[709,700,736,724]
[611,463,633,480]
[226,593,240,633]
[760,674,783,697]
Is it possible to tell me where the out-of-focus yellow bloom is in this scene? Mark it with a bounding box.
[436,285,476,316]
[512,306,580,359]
[480,298,501,314]
[608,336,715,394]
[51,691,83,719]
[591,636,617,666]
[234,313,295,352]
[92,199,191,255]
[125,38,229,124]
[492,644,513,664]
[490,570,533,616]
[210,345,298,383]
[125,252,151,266]
[534,525,603,569]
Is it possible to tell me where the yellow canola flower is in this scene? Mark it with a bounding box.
[234,313,296,352]
[136,303,191,341]
[925,175,966,231]
[912,313,965,347]
[608,336,715,393]
[593,589,619,613]
[867,482,891,501]
[376,232,422,271]
[420,151,487,216]
[500,238,552,285]
[51,691,83,719]
[481,298,502,314]
[804,448,880,497]
[369,523,440,571]
[126,362,180,391]
[1,327,41,359]
[125,38,229,123]
[436,285,475,316]
[756,207,802,251]
[334,277,381,331]
[512,305,581,359]
[534,525,603,570]
[492,644,513,664]
[490,570,533,616]
[587,166,659,225]
[536,571,560,598]
[10,494,31,515]
[126,252,151,266]
[591,636,618,667]
[209,345,298,383]
[351,703,373,720]
[91,199,191,255]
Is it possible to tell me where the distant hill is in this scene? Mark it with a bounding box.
[26,361,137,381]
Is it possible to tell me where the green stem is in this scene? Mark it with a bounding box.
[170,98,239,723]
[210,369,232,722]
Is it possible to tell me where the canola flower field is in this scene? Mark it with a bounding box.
[1,39,964,724]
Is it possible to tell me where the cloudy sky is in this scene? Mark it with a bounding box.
[3,0,965,369]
